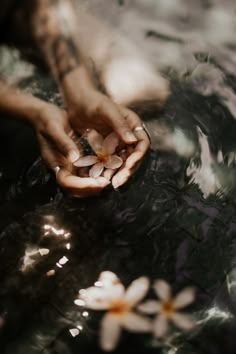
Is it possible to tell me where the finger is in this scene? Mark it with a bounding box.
[121,107,151,145]
[100,100,137,144]
[39,136,68,171]
[48,125,80,164]
[120,108,150,168]
[111,142,145,189]
[112,142,147,188]
[103,168,116,181]
[57,168,110,190]
[125,139,149,169]
[112,165,137,189]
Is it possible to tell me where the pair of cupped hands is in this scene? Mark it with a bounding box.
[33,71,150,198]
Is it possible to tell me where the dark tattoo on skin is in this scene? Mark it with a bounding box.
[34,0,80,81]
[51,35,80,81]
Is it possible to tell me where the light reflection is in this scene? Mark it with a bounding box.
[94,281,103,287]
[66,243,71,250]
[187,127,221,198]
[44,225,51,230]
[69,328,80,337]
[82,311,89,317]
[20,245,50,272]
[168,349,178,354]
[46,269,55,277]
[43,224,70,237]
[59,256,69,265]
[38,248,49,256]
[205,306,233,321]
[74,299,85,307]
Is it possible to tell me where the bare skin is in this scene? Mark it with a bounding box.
[0,0,150,197]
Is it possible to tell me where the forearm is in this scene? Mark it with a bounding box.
[31,0,93,87]
[0,81,46,124]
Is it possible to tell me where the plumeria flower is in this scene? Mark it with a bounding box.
[77,272,151,351]
[138,279,195,338]
[74,130,123,178]
[96,271,121,288]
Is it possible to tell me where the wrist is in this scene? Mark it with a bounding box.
[22,98,50,126]
[0,83,49,126]
[61,66,96,97]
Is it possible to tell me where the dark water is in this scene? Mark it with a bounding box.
[1,74,236,354]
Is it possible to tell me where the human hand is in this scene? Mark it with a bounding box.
[33,102,110,197]
[61,68,151,188]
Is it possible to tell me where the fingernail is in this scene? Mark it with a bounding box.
[112,178,120,189]
[113,182,119,189]
[69,150,80,163]
[125,132,137,143]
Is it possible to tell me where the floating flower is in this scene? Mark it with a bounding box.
[74,130,123,178]
[97,270,121,288]
[77,272,151,351]
[138,279,195,337]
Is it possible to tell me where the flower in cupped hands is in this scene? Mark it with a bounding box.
[76,271,151,352]
[74,130,123,178]
[138,279,195,338]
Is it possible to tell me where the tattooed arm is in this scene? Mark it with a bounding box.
[31,0,150,188]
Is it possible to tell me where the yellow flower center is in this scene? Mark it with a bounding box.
[97,150,109,164]
[161,301,175,317]
[110,301,128,316]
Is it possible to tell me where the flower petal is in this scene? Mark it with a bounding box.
[105,155,123,169]
[137,300,160,315]
[107,283,125,302]
[153,279,171,301]
[89,163,104,178]
[100,313,121,352]
[153,315,169,337]
[121,312,152,332]
[87,130,104,153]
[73,155,98,167]
[103,132,120,155]
[125,277,150,307]
[171,312,194,331]
[98,271,121,288]
[79,286,110,310]
[173,287,195,309]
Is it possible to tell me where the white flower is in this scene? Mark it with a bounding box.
[97,271,121,288]
[74,130,123,178]
[77,272,151,351]
[138,279,195,337]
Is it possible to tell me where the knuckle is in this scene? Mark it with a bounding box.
[93,99,109,117]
